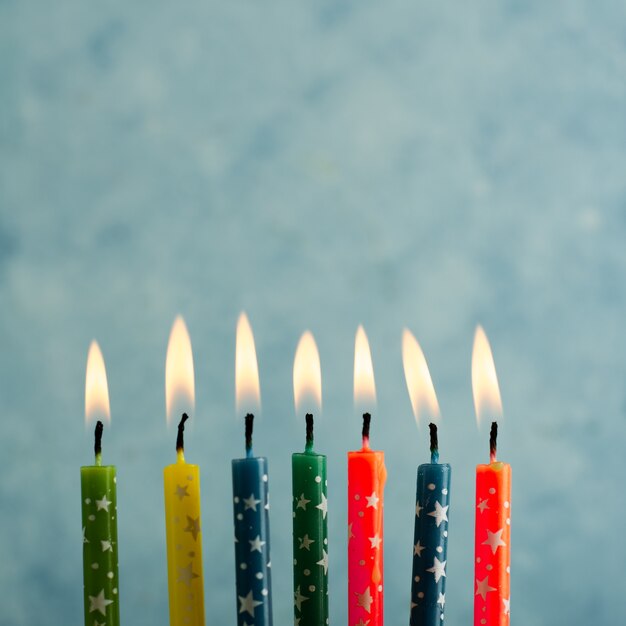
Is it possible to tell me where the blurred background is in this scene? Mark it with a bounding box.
[2,1,626,624]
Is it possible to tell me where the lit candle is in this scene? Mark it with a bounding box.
[471,326,511,625]
[402,330,450,625]
[348,326,386,626]
[233,313,273,626]
[81,341,121,626]
[292,332,329,626]
[164,316,205,626]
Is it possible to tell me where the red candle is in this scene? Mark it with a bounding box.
[472,327,511,626]
[348,326,387,626]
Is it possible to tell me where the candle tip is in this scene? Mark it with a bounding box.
[245,413,254,456]
[361,412,371,445]
[94,420,104,462]
[176,413,190,454]
[489,421,498,462]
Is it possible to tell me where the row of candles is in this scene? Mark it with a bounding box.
[81,314,511,626]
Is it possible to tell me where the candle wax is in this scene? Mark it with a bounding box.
[474,462,511,625]
[232,456,273,626]
[348,448,386,626]
[81,465,120,626]
[292,450,328,625]
[410,462,451,625]
[164,458,205,626]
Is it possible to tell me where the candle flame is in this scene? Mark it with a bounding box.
[236,312,261,415]
[353,325,376,409]
[165,315,195,425]
[401,329,440,426]
[85,340,110,426]
[293,331,322,415]
[471,325,503,427]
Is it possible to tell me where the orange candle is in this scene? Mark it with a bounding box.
[472,327,511,626]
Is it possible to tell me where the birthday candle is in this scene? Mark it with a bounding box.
[163,317,205,626]
[348,326,386,626]
[471,327,511,626]
[233,313,273,626]
[81,341,120,626]
[292,332,329,626]
[402,330,451,625]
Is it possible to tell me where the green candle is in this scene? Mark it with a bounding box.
[81,421,120,626]
[292,414,329,626]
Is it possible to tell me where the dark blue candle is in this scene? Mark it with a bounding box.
[232,414,273,626]
[410,424,451,625]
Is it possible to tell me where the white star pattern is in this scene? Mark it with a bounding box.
[243,494,261,511]
[415,501,423,517]
[238,590,262,616]
[294,585,309,612]
[427,501,449,527]
[503,597,510,615]
[298,534,315,550]
[316,493,328,519]
[477,498,489,513]
[426,557,447,583]
[88,589,113,616]
[296,493,311,510]
[100,540,113,552]
[249,535,266,553]
[413,540,425,557]
[437,592,446,608]
[482,528,506,555]
[316,549,329,575]
[368,534,382,549]
[475,576,496,601]
[365,491,379,509]
[82,527,89,544]
[95,496,112,512]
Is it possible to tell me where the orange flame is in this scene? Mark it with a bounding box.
[293,331,322,415]
[236,312,261,415]
[401,329,440,426]
[85,340,110,426]
[471,325,503,427]
[165,316,195,425]
[354,325,376,409]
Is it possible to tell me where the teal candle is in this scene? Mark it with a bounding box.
[81,421,120,626]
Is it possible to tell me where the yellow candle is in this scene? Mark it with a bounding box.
[164,417,205,626]
[164,316,205,626]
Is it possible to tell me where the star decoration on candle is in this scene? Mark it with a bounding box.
[95,496,112,512]
[355,586,373,613]
[249,535,266,553]
[296,493,311,510]
[437,592,446,607]
[426,557,447,583]
[355,619,370,626]
[477,498,489,513]
[83,527,89,544]
[503,597,511,615]
[177,562,200,586]
[183,515,201,541]
[100,539,113,552]
[88,589,113,615]
[294,585,309,611]
[316,493,328,519]
[244,494,261,511]
[365,491,379,509]
[316,549,329,575]
[482,528,506,554]
[238,590,262,616]
[174,484,189,501]
[348,522,355,539]
[415,501,423,517]
[475,576,496,601]
[427,501,449,527]
[368,535,382,549]
[413,540,425,557]
[298,534,315,550]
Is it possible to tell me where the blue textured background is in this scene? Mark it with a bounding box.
[1,1,626,624]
